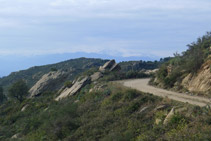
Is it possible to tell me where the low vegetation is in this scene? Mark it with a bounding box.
[0,82,211,140]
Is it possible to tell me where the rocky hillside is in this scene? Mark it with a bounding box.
[1,60,211,140]
[181,59,211,94]
[0,58,108,94]
[153,32,211,95]
[0,57,166,95]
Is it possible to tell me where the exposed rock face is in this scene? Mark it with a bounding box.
[181,60,211,94]
[55,76,91,101]
[29,71,68,98]
[55,59,120,101]
[99,60,120,72]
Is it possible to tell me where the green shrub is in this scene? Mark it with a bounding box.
[111,92,123,102]
[8,80,29,102]
[123,89,139,101]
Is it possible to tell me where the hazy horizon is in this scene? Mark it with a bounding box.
[0,52,162,77]
[1,0,211,77]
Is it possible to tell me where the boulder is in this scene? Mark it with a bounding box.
[55,76,91,101]
[99,60,120,72]
[29,71,68,98]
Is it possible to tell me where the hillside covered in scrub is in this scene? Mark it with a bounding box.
[0,58,210,140]
[0,58,108,94]
[0,43,209,140]
[152,32,211,96]
[0,57,165,95]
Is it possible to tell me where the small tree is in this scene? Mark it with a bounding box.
[8,80,29,102]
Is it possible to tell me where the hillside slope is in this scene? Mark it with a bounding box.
[1,74,211,140]
[153,32,211,95]
[0,57,166,95]
[0,60,211,140]
[0,58,108,93]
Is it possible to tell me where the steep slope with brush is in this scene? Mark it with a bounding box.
[153,32,211,95]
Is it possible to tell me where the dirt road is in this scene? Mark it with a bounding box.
[119,78,210,107]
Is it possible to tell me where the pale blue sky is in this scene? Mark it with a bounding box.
[1,0,211,76]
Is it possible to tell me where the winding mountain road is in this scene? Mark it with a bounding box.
[119,79,210,107]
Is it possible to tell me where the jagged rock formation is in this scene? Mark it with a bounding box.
[99,60,120,72]
[55,76,91,101]
[29,71,68,98]
[55,60,121,101]
[181,60,211,94]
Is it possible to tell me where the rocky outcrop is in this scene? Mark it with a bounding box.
[55,60,121,101]
[181,60,211,94]
[55,76,91,101]
[99,60,120,72]
[163,107,175,125]
[29,71,68,98]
